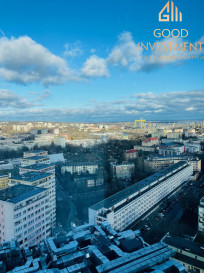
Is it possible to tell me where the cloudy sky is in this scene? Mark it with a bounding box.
[0,0,203,121]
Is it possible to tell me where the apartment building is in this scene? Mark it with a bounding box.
[198,196,204,234]
[0,175,9,189]
[9,172,56,227]
[61,161,99,175]
[124,149,138,160]
[110,162,135,179]
[89,161,193,231]
[144,155,201,173]
[142,137,159,146]
[0,184,51,247]
[23,150,48,158]
[163,234,204,273]
[19,163,55,175]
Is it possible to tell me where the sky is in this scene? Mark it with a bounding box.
[0,0,203,122]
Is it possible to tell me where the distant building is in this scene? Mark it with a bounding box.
[74,173,104,187]
[0,184,51,247]
[124,149,138,160]
[144,155,201,173]
[158,143,185,156]
[134,145,156,152]
[184,143,201,153]
[0,221,185,273]
[198,196,204,234]
[110,161,135,179]
[142,137,159,146]
[23,150,48,158]
[163,234,204,273]
[0,175,9,189]
[62,161,99,175]
[54,137,66,148]
[89,161,193,231]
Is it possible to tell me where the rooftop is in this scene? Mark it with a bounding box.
[0,184,47,204]
[0,222,181,273]
[163,234,204,257]
[20,163,55,171]
[90,161,189,211]
[22,156,49,160]
[24,150,46,154]
[11,172,53,183]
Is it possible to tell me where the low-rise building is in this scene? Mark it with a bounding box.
[74,173,104,187]
[110,161,135,179]
[163,234,204,273]
[0,221,185,273]
[144,155,201,173]
[62,161,100,175]
[89,161,193,231]
[158,143,185,156]
[0,184,51,247]
[185,143,201,153]
[124,149,138,160]
[142,137,159,146]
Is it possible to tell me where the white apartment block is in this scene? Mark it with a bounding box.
[9,172,56,227]
[19,163,55,175]
[61,162,99,175]
[144,156,201,173]
[110,162,135,179]
[89,161,193,231]
[184,143,201,153]
[21,156,50,167]
[124,149,138,160]
[0,184,51,247]
[198,196,204,234]
[23,150,48,158]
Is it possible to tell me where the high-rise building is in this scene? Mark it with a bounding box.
[0,184,51,247]
[9,172,56,227]
[89,161,193,231]
[198,196,204,234]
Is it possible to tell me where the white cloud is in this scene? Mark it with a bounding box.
[0,36,80,85]
[64,41,83,57]
[1,90,203,121]
[81,55,109,77]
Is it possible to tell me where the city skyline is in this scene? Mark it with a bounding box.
[0,0,203,121]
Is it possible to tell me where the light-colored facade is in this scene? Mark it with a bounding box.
[23,150,48,158]
[62,162,99,175]
[54,137,66,148]
[0,184,51,247]
[184,143,201,153]
[0,175,9,189]
[89,161,193,231]
[21,156,50,167]
[142,137,159,147]
[164,234,204,273]
[110,162,135,179]
[124,149,138,160]
[144,156,201,173]
[198,196,204,234]
[19,163,55,175]
[9,172,56,227]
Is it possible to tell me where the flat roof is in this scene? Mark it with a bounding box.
[22,156,49,160]
[163,235,204,257]
[90,161,189,211]
[65,161,99,166]
[20,163,55,171]
[0,184,47,204]
[11,172,53,182]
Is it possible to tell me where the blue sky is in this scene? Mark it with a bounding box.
[0,0,203,121]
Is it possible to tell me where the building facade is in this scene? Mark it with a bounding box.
[110,162,135,179]
[61,161,99,175]
[144,155,201,173]
[0,184,51,247]
[89,161,193,231]
[0,175,9,189]
[9,172,56,227]
[198,196,204,234]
